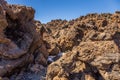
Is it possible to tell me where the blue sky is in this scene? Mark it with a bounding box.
[7,0,120,23]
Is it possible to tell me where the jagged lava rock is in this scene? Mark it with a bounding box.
[0,4,48,77]
[46,12,120,80]
[47,41,120,80]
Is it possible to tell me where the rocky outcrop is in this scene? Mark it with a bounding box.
[47,41,120,80]
[43,20,84,55]
[46,12,120,80]
[0,1,120,80]
[0,3,48,78]
[44,13,120,56]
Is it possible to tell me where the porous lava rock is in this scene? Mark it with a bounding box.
[46,12,120,80]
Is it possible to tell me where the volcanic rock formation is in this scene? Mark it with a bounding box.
[45,13,120,80]
[0,1,120,80]
[0,1,48,79]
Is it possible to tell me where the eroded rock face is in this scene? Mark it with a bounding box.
[43,20,84,55]
[46,13,120,80]
[0,1,120,80]
[0,3,48,77]
[44,13,120,56]
[47,41,120,80]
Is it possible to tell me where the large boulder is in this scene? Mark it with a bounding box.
[0,4,48,77]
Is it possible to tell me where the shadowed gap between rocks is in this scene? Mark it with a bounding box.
[68,59,105,80]
[113,32,120,50]
[4,13,24,48]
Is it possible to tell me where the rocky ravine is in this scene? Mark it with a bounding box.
[0,1,120,80]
